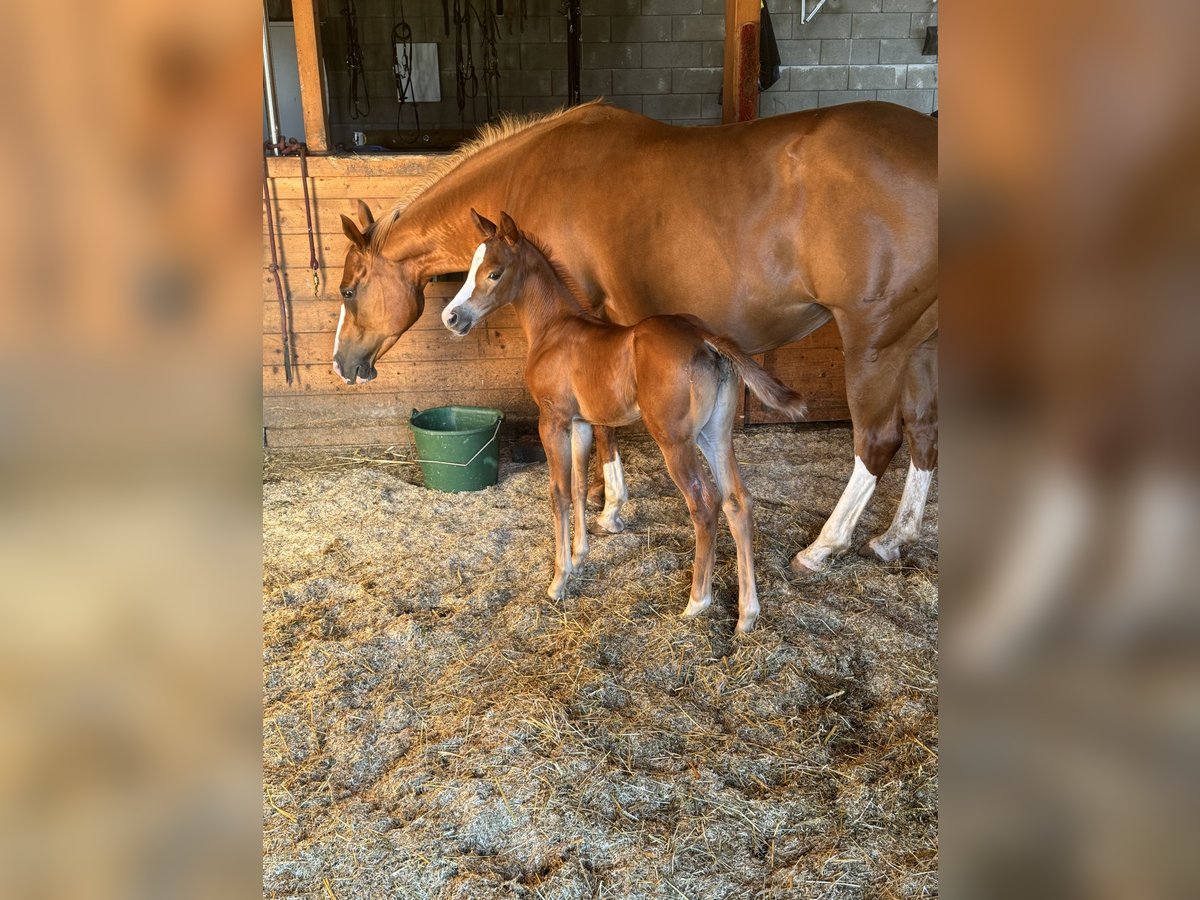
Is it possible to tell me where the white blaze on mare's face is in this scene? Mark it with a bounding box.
[332,303,347,376]
[442,243,487,328]
[333,304,347,354]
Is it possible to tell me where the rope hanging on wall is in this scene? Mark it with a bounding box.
[343,0,370,119]
[392,1,422,135]
[477,3,501,120]
[454,0,503,125]
[453,0,479,122]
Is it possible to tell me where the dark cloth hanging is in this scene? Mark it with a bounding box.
[759,1,782,92]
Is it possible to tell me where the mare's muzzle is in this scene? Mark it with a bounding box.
[332,354,377,385]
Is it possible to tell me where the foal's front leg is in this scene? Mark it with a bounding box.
[540,417,575,600]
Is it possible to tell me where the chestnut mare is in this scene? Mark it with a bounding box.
[445,210,807,632]
[333,101,937,572]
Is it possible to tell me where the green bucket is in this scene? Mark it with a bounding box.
[408,406,504,492]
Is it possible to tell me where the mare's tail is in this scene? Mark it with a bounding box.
[701,332,809,421]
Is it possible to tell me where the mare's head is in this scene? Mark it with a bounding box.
[440,210,526,336]
[332,200,424,384]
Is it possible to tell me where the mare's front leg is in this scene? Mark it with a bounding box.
[589,427,629,532]
[570,420,593,567]
[540,416,575,600]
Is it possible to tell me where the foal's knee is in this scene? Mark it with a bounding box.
[723,489,752,521]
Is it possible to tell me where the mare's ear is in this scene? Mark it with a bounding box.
[470,208,497,238]
[356,199,375,229]
[341,214,367,251]
[499,211,522,246]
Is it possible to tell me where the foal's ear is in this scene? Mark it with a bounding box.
[470,208,498,238]
[356,199,375,229]
[499,211,522,246]
[341,214,367,251]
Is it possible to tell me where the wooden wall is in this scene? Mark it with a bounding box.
[263,154,848,450]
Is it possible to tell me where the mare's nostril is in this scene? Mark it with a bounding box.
[446,311,459,326]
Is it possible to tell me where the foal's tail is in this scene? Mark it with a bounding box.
[701,332,809,421]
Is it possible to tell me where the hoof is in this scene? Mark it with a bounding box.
[595,513,626,534]
[547,580,569,601]
[681,595,712,618]
[571,550,588,568]
[736,615,758,634]
[865,536,902,562]
[789,551,826,575]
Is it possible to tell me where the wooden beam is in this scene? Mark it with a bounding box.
[291,0,329,152]
[722,0,762,124]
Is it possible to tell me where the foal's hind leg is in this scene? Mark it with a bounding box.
[654,437,720,618]
[540,416,575,600]
[867,335,938,562]
[697,377,760,632]
[570,420,593,567]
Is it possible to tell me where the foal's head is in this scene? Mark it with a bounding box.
[440,210,528,336]
[332,201,425,384]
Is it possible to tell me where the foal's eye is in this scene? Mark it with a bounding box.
[341,288,354,301]
[487,270,502,282]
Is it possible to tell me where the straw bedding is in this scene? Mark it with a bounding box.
[263,424,938,899]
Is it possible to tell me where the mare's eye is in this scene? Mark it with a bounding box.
[487,270,502,281]
[341,288,354,300]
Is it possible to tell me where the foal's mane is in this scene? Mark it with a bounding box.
[522,233,605,323]
[366,99,607,254]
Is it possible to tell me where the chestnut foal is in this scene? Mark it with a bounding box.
[442,211,807,633]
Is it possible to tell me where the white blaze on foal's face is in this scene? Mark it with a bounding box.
[441,243,487,331]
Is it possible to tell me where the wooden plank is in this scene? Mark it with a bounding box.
[265,423,415,449]
[751,398,851,424]
[265,357,528,393]
[266,154,448,178]
[264,197,418,234]
[266,176,426,200]
[265,327,529,365]
[291,0,329,152]
[264,389,537,429]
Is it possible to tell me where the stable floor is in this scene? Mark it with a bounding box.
[263,424,938,899]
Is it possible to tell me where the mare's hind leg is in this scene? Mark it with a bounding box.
[867,335,938,562]
[589,427,628,533]
[540,416,575,600]
[654,437,720,618]
[697,377,760,633]
[570,420,593,567]
[791,326,917,574]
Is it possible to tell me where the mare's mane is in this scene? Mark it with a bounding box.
[366,100,608,254]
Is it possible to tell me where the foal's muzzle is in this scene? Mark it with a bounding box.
[442,306,476,336]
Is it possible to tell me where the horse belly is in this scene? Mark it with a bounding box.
[572,341,640,427]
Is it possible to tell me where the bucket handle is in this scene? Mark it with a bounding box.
[413,417,503,468]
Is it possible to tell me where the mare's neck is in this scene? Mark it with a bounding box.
[382,156,511,279]
[510,252,585,349]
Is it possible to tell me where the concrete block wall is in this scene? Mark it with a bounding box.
[307,0,936,145]
[759,0,938,117]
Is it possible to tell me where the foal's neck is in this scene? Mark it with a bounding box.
[510,248,588,346]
